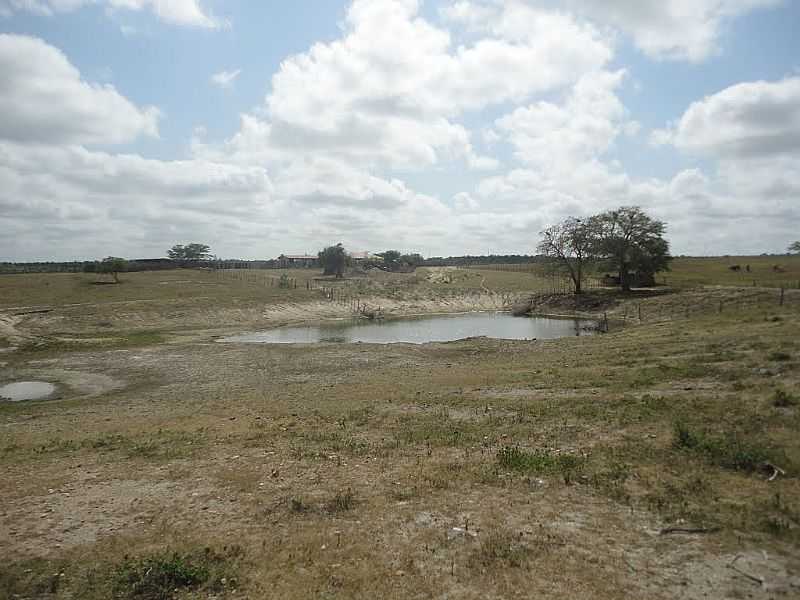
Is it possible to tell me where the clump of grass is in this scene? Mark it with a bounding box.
[591,460,633,503]
[768,351,791,362]
[672,421,779,472]
[469,531,531,570]
[290,498,310,514]
[0,558,66,598]
[756,493,799,540]
[112,548,240,600]
[497,446,584,482]
[325,488,356,513]
[33,438,79,454]
[1,548,242,600]
[772,388,797,408]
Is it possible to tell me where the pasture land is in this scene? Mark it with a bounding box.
[470,255,800,290]
[667,255,800,288]
[0,266,798,599]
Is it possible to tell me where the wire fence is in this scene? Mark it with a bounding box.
[212,268,380,316]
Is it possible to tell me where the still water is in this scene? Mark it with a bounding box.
[0,381,57,402]
[220,312,596,345]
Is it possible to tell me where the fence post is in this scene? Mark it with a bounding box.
[780,287,785,306]
[718,300,723,314]
[638,304,642,322]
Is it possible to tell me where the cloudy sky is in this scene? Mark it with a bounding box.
[1,0,798,261]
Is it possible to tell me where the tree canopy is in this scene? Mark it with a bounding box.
[319,243,348,278]
[97,256,127,283]
[538,206,671,293]
[400,253,424,267]
[594,206,670,290]
[537,217,597,294]
[377,250,402,270]
[167,243,211,262]
[789,241,800,254]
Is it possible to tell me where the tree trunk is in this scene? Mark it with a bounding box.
[572,267,582,294]
[619,264,631,291]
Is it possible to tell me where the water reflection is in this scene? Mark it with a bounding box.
[220,312,596,345]
[0,381,57,402]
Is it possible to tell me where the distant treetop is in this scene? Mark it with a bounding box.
[167,243,211,262]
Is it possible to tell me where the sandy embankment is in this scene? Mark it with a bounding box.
[257,291,524,328]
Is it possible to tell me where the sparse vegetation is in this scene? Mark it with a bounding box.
[1,265,799,598]
[324,488,356,513]
[672,421,782,472]
[0,548,241,600]
[773,388,796,407]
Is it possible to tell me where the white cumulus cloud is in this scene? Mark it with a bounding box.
[0,0,222,28]
[0,34,160,145]
[443,0,782,62]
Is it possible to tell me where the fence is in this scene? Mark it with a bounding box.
[465,263,541,273]
[212,268,379,315]
[213,268,302,289]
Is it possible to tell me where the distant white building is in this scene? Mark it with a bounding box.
[348,250,381,262]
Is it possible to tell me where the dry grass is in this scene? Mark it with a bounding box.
[1,269,799,599]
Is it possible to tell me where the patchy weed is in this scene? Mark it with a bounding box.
[497,446,585,483]
[469,530,531,571]
[324,488,356,513]
[112,548,240,600]
[773,388,797,408]
[672,421,780,472]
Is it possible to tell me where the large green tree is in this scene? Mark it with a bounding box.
[319,243,348,278]
[789,241,800,254]
[167,243,211,263]
[537,217,598,294]
[594,206,671,291]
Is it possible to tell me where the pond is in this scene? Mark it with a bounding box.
[219,312,597,345]
[0,381,57,402]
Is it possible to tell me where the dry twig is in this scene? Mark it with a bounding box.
[659,526,721,536]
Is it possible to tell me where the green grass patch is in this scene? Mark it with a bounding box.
[3,429,208,462]
[0,547,242,600]
[773,388,797,408]
[672,421,783,472]
[497,446,585,483]
[112,549,239,599]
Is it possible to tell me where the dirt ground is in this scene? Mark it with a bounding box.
[1,269,798,599]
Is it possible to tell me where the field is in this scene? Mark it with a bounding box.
[1,261,799,599]
[473,255,800,290]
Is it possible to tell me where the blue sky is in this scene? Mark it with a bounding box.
[1,0,799,260]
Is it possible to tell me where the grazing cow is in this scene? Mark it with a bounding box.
[729,265,741,272]
[773,265,786,273]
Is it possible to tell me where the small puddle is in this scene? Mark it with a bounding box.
[220,312,597,345]
[0,381,57,402]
